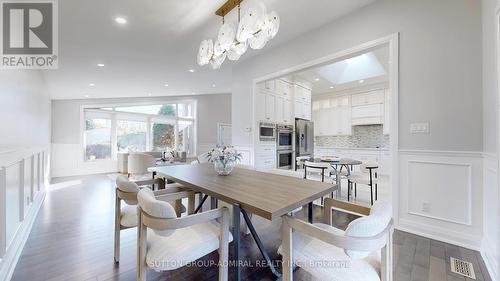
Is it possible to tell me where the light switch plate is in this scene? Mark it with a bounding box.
[410,122,430,134]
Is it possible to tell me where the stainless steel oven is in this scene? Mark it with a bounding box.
[277,124,293,150]
[259,122,276,141]
[277,149,294,170]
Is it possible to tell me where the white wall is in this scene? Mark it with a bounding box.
[232,0,482,151]
[50,94,231,177]
[231,0,486,257]
[482,0,499,279]
[0,71,51,148]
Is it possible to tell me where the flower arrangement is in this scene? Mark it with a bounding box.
[206,145,242,175]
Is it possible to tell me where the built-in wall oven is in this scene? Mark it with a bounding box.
[277,124,293,150]
[277,150,294,170]
[259,122,276,141]
[276,124,294,169]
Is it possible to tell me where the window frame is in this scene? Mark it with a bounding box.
[81,100,197,162]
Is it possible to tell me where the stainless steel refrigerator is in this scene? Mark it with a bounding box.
[295,119,314,157]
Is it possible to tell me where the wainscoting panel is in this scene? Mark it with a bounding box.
[482,152,499,280]
[398,150,483,250]
[0,147,48,281]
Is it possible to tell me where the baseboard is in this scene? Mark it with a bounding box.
[397,218,482,251]
[481,236,499,281]
[0,191,45,281]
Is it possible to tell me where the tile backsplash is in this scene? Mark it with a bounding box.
[315,125,389,148]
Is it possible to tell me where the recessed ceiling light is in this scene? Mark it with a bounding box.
[148,93,152,96]
[191,92,196,95]
[359,80,365,84]
[97,63,105,67]
[189,69,195,73]
[329,86,334,89]
[89,83,95,87]
[212,84,216,87]
[314,78,320,81]
[84,94,90,98]
[164,84,169,87]
[115,17,127,24]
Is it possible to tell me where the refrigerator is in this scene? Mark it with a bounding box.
[295,119,314,157]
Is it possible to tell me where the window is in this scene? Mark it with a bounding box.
[84,101,196,160]
[84,118,111,160]
[117,120,147,152]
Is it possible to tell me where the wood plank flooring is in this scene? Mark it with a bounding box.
[11,174,492,281]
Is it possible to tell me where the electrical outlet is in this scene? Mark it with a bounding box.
[410,122,430,134]
[422,202,430,212]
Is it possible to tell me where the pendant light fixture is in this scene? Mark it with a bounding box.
[197,0,279,69]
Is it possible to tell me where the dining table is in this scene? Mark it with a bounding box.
[317,157,362,197]
[153,163,337,281]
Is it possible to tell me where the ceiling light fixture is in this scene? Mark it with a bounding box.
[164,84,169,87]
[97,63,105,67]
[89,83,95,87]
[359,79,365,84]
[197,0,280,69]
[314,78,320,82]
[189,69,195,73]
[84,94,90,98]
[329,86,334,89]
[115,17,127,24]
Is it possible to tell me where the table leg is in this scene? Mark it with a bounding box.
[241,209,281,278]
[151,171,157,190]
[308,202,313,223]
[232,204,241,281]
[194,195,208,214]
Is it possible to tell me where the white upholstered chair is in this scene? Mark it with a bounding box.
[295,156,310,171]
[127,153,156,179]
[280,199,393,281]
[114,176,186,263]
[347,162,379,205]
[136,188,232,281]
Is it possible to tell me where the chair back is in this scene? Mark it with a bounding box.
[128,153,156,175]
[360,162,379,174]
[137,188,178,237]
[304,161,331,172]
[116,175,140,204]
[344,200,392,259]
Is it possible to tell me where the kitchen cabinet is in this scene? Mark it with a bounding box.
[294,85,312,120]
[351,90,384,126]
[255,143,276,170]
[383,89,390,135]
[283,97,293,124]
[259,80,276,92]
[265,94,276,121]
[312,96,351,136]
[276,79,293,98]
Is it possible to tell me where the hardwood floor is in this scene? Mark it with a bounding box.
[11,174,491,281]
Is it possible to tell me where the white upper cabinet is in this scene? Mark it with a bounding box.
[351,90,385,126]
[276,79,293,98]
[313,96,351,136]
[265,94,276,121]
[383,89,390,135]
[259,80,276,93]
[294,85,312,120]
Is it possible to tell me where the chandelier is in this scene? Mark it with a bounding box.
[197,0,280,69]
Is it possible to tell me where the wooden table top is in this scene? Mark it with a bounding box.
[154,163,337,220]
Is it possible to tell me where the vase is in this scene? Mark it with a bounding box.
[214,160,235,176]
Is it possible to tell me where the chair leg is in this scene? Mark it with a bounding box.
[137,211,147,281]
[375,184,378,201]
[347,181,351,202]
[114,193,121,263]
[354,183,357,197]
[370,183,374,205]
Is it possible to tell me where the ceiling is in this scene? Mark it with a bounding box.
[293,45,389,95]
[44,0,376,100]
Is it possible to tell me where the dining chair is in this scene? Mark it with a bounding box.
[136,188,232,281]
[347,162,379,205]
[127,153,156,180]
[114,175,189,263]
[303,161,334,204]
[280,199,393,281]
[295,156,310,171]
